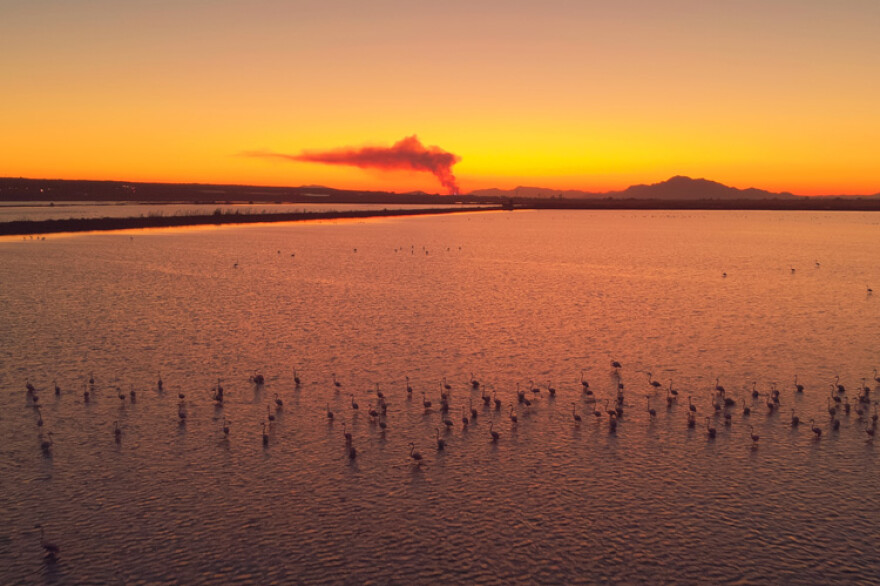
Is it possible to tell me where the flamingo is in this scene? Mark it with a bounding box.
[350,394,359,410]
[274,393,283,408]
[834,375,845,394]
[810,419,822,439]
[40,432,54,454]
[790,410,800,427]
[342,422,352,445]
[326,403,334,420]
[688,396,697,413]
[53,380,61,396]
[489,423,500,442]
[262,422,269,446]
[113,421,121,442]
[547,382,556,397]
[35,525,60,558]
[749,425,760,444]
[608,413,618,433]
[742,399,751,416]
[508,404,518,425]
[470,373,480,389]
[580,370,590,390]
[222,417,230,437]
[408,442,423,464]
[435,428,446,450]
[469,399,478,420]
[646,398,656,418]
[460,406,470,428]
[603,399,616,418]
[157,372,163,392]
[405,376,413,395]
[571,403,582,423]
[593,403,602,418]
[715,378,725,393]
[647,372,661,388]
[443,377,451,391]
[332,373,342,388]
[830,385,841,404]
[751,382,759,399]
[687,412,696,428]
[293,369,301,386]
[794,375,804,393]
[266,405,275,422]
[492,391,501,411]
[827,398,838,417]
[705,417,716,438]
[866,424,876,439]
[422,393,432,410]
[668,381,678,396]
[611,360,622,369]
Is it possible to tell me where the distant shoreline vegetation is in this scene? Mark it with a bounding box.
[0,207,495,237]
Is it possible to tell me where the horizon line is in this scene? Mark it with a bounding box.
[1,174,878,199]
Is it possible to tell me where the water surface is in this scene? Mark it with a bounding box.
[1,210,879,584]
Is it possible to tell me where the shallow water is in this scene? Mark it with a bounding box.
[1,210,879,584]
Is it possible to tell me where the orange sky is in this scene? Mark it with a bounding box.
[2,1,879,195]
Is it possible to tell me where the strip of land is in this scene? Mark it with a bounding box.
[0,207,495,237]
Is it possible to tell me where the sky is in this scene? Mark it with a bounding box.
[2,0,879,195]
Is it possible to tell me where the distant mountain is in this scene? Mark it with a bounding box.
[470,176,798,200]
[618,176,796,200]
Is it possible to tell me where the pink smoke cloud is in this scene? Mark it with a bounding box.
[248,135,461,195]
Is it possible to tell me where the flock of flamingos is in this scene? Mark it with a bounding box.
[19,362,880,560]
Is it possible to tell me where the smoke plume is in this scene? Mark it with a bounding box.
[249,135,461,195]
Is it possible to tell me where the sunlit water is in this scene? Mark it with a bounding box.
[0,202,474,222]
[1,210,879,584]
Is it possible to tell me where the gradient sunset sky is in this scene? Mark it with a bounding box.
[2,0,879,195]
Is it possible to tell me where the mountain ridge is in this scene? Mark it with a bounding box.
[469,175,808,200]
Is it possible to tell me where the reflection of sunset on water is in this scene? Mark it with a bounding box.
[2,210,879,582]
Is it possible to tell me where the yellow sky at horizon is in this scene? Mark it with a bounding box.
[2,0,879,195]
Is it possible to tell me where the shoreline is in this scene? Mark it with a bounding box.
[0,206,497,237]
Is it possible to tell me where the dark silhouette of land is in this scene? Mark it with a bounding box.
[3,176,880,236]
[0,207,493,237]
[471,175,880,200]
